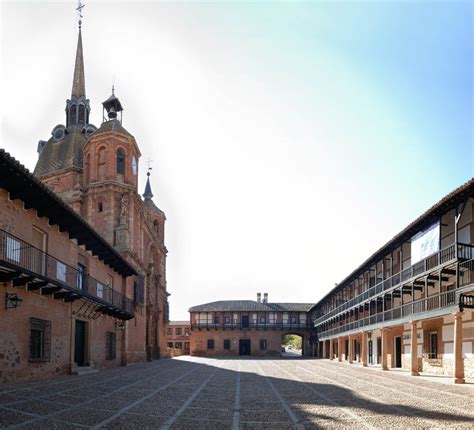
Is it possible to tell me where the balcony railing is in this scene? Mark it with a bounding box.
[0,229,134,319]
[313,243,473,326]
[191,321,312,330]
[318,290,458,338]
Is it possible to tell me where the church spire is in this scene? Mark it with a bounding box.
[71,27,86,98]
[66,1,90,128]
[143,170,153,201]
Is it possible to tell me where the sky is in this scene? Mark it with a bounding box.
[1,1,472,320]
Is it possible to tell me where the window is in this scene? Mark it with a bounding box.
[167,342,173,348]
[214,315,220,324]
[106,332,116,360]
[117,149,125,174]
[185,328,191,336]
[290,316,297,324]
[76,264,86,290]
[260,316,266,324]
[6,237,20,262]
[134,277,145,305]
[175,328,182,336]
[175,342,182,349]
[167,328,173,335]
[224,316,231,325]
[97,202,103,212]
[57,261,66,282]
[260,339,267,350]
[184,342,190,350]
[97,282,104,299]
[78,105,85,125]
[29,318,51,362]
[207,339,214,350]
[224,339,231,350]
[429,332,438,359]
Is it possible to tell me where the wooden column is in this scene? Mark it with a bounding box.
[322,339,327,359]
[329,338,334,361]
[362,332,368,367]
[453,312,465,384]
[410,320,419,376]
[381,329,388,370]
[337,337,342,362]
[348,335,353,364]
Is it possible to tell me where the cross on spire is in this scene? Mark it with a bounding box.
[76,0,85,28]
[146,158,153,175]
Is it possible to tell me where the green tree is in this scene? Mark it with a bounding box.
[282,334,302,349]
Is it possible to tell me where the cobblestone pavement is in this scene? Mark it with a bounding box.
[0,357,473,429]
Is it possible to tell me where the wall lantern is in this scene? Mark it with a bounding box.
[116,321,125,331]
[5,293,23,310]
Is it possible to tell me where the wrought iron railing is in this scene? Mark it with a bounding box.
[191,321,312,330]
[318,290,457,338]
[0,229,133,316]
[313,243,474,326]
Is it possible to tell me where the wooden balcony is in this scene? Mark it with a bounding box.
[313,242,473,327]
[0,229,134,320]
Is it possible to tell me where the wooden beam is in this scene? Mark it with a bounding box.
[0,271,20,282]
[12,276,35,287]
[27,281,48,291]
[41,286,61,295]
[53,291,73,300]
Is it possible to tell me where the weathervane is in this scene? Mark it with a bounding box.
[76,0,85,28]
[146,158,153,176]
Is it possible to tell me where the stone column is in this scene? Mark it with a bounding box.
[362,333,368,367]
[348,335,353,364]
[322,339,327,359]
[329,339,334,361]
[381,329,388,370]
[410,320,419,376]
[337,337,342,362]
[453,312,465,384]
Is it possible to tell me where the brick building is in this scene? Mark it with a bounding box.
[312,180,474,383]
[189,294,315,356]
[31,24,169,363]
[0,150,136,382]
[166,321,191,356]
[0,20,169,381]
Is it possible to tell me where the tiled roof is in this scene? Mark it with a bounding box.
[34,127,86,177]
[189,301,315,313]
[95,119,133,138]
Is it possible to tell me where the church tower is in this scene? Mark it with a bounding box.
[32,9,169,362]
[34,21,97,213]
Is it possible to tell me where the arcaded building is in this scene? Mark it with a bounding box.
[0,21,169,381]
[312,180,474,383]
[189,294,315,356]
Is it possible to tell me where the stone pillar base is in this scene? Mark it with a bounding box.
[454,378,465,384]
[411,371,419,376]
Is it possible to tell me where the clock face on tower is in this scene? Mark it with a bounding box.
[132,156,137,176]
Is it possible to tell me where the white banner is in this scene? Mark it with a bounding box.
[411,221,440,264]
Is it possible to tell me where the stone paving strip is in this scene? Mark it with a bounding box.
[2,360,197,429]
[309,361,474,415]
[269,360,376,430]
[328,360,473,402]
[1,356,474,429]
[305,360,474,427]
[254,360,305,429]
